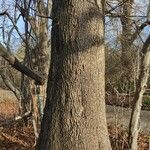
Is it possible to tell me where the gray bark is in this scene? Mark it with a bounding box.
[128,34,150,150]
[38,0,111,150]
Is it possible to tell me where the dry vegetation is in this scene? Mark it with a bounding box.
[108,125,149,150]
[0,90,34,150]
[0,89,149,150]
[0,124,35,150]
[0,89,19,122]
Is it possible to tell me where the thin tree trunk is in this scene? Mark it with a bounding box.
[38,1,111,150]
[121,0,134,82]
[17,0,50,138]
[128,35,150,150]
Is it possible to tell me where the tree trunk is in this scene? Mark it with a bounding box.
[36,0,50,78]
[128,35,150,150]
[38,1,111,150]
[121,0,134,82]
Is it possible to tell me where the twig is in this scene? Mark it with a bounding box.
[105,0,129,14]
[0,111,32,127]
[1,132,29,147]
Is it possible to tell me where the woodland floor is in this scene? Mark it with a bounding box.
[0,89,150,150]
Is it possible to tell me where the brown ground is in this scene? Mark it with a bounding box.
[0,90,149,150]
[0,124,35,150]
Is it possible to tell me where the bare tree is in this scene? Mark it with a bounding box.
[128,34,150,150]
[128,1,150,149]
[0,0,51,139]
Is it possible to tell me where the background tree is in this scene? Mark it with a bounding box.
[16,0,51,117]
[128,1,150,149]
[120,0,134,81]
[0,0,51,139]
[128,33,150,150]
[105,1,150,149]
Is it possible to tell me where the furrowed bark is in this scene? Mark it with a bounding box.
[37,0,111,150]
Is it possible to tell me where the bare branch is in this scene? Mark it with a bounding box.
[128,20,150,46]
[0,11,7,16]
[106,13,147,18]
[105,0,129,14]
[0,111,32,127]
[5,12,25,42]
[0,43,45,85]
